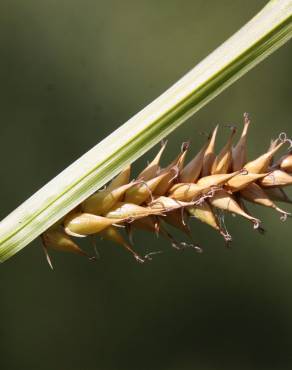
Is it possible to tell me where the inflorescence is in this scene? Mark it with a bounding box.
[41,114,292,268]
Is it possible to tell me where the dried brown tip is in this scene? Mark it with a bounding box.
[137,140,168,181]
[107,164,131,191]
[201,125,219,176]
[232,113,250,171]
[211,126,237,174]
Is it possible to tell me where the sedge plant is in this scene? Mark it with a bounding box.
[0,0,292,264]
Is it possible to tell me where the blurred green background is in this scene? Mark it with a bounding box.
[0,1,291,369]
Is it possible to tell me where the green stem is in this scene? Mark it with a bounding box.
[1,0,292,262]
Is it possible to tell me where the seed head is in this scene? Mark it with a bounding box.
[41,114,292,267]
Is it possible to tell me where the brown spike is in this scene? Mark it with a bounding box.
[201,125,219,176]
[211,126,236,174]
[137,141,167,181]
[232,113,250,171]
